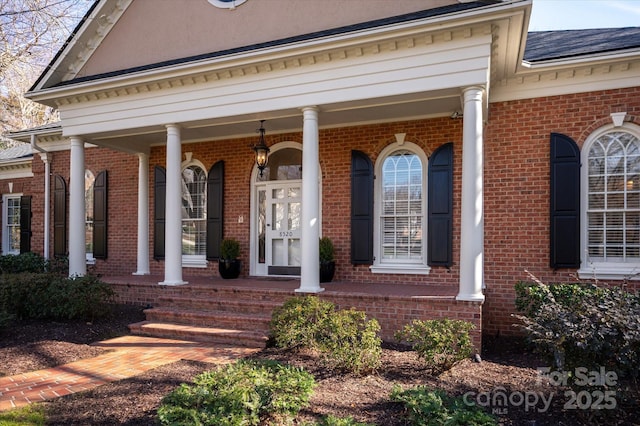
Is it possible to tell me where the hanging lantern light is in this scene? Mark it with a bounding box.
[253,120,270,177]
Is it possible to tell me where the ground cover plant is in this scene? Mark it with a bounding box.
[158,359,315,425]
[390,386,497,426]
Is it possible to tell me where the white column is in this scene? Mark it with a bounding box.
[458,87,485,302]
[38,153,51,260]
[159,124,187,285]
[68,137,86,277]
[297,106,324,293]
[133,152,150,275]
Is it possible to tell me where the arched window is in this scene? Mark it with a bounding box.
[372,142,429,274]
[85,170,95,261]
[581,125,640,278]
[182,164,207,264]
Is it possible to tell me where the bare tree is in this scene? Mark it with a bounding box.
[0,0,89,142]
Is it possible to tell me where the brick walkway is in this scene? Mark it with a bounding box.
[0,335,259,411]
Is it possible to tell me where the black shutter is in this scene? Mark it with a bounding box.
[53,175,67,257]
[207,160,224,260]
[19,196,32,254]
[428,142,453,267]
[550,133,581,268]
[154,166,166,260]
[93,170,108,259]
[351,150,374,265]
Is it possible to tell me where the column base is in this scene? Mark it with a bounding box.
[456,293,485,302]
[158,280,188,286]
[295,286,325,294]
[132,271,150,276]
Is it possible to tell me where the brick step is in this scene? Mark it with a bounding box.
[156,285,295,303]
[143,307,272,332]
[128,321,268,348]
[157,296,283,315]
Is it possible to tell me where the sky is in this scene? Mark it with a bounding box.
[528,0,640,31]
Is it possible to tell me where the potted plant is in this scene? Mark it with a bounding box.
[219,238,241,279]
[319,236,335,283]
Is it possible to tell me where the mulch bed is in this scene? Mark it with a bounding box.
[1,305,638,425]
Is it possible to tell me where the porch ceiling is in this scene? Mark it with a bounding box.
[83,89,462,153]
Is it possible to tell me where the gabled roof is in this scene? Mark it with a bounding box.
[524,27,640,62]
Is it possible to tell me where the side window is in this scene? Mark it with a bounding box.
[581,126,640,278]
[182,163,207,263]
[372,142,429,274]
[2,194,21,255]
[85,170,95,261]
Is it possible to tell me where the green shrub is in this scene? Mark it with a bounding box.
[270,297,382,374]
[395,319,475,373]
[158,359,315,426]
[514,280,640,377]
[316,308,381,374]
[270,296,335,350]
[46,275,115,320]
[220,238,240,260]
[390,386,497,426]
[319,237,335,262]
[0,252,48,274]
[0,273,114,323]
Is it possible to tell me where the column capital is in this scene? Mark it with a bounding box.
[301,105,319,114]
[462,86,485,102]
[165,123,181,134]
[68,136,84,145]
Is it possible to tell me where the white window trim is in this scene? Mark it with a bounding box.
[371,141,430,275]
[207,0,248,9]
[182,255,208,268]
[578,122,640,280]
[2,193,22,255]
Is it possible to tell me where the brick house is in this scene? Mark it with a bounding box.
[4,0,640,345]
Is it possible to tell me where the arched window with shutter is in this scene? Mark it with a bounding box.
[578,124,640,279]
[372,142,430,275]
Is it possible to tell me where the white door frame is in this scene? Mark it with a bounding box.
[249,141,322,277]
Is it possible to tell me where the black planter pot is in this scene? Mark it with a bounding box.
[319,260,335,283]
[219,259,241,279]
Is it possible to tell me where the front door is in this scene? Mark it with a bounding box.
[267,182,302,275]
[255,181,302,276]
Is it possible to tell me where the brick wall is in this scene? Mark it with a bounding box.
[482,87,640,335]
